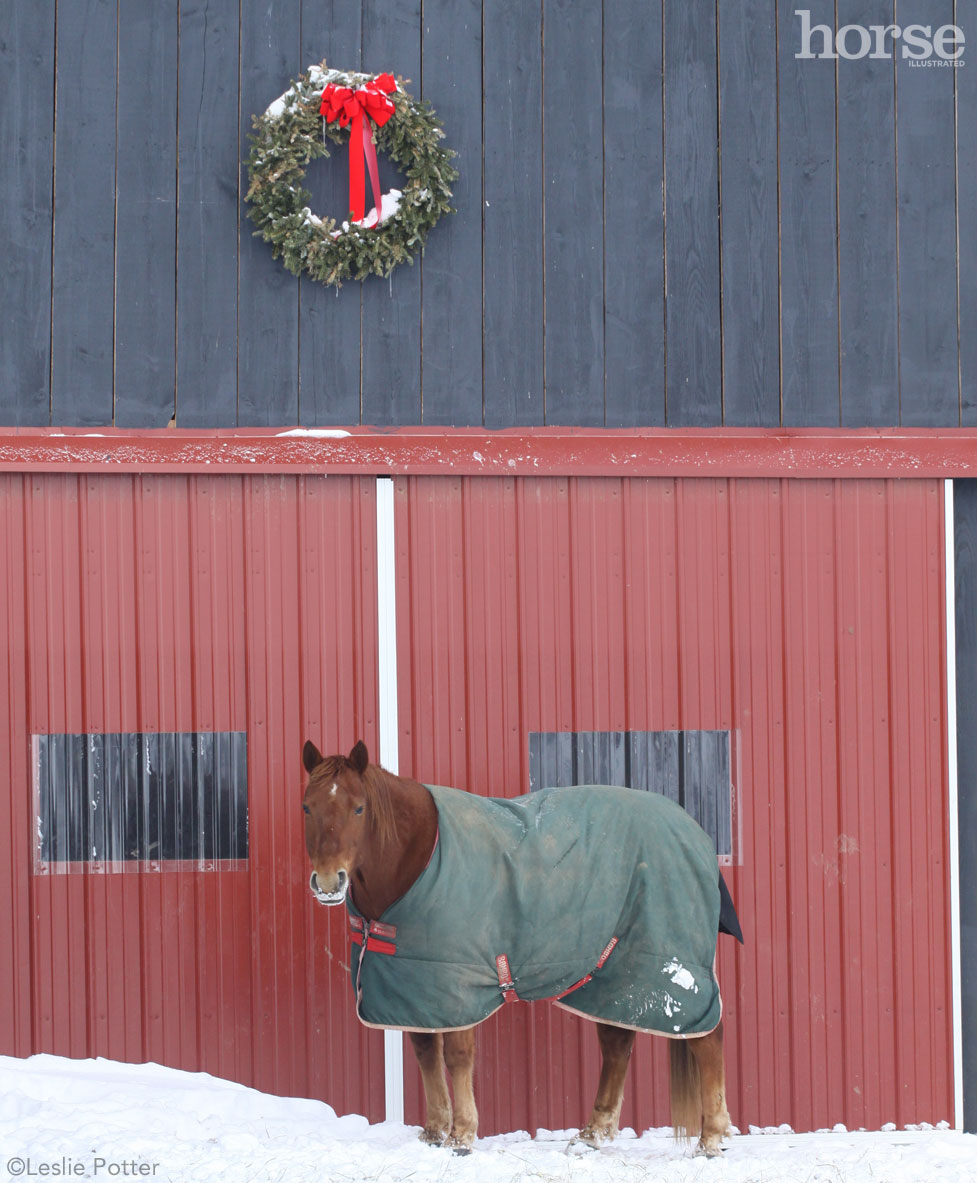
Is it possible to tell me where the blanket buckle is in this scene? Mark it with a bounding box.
[366,920,397,955]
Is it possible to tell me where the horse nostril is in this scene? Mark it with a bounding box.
[310,871,319,893]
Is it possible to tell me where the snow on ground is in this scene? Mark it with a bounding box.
[2,1054,975,1183]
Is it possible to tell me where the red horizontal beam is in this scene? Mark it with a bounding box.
[2,426,977,478]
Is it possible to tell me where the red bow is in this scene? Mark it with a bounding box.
[319,74,397,226]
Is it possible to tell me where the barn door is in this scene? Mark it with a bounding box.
[385,474,954,1137]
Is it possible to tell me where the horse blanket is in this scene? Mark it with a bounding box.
[346,783,736,1036]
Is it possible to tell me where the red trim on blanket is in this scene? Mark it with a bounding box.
[422,826,439,871]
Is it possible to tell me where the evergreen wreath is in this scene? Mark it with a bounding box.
[245,63,458,288]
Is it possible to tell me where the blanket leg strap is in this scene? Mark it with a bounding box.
[495,954,521,1003]
[553,936,621,1001]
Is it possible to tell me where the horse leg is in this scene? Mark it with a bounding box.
[573,1022,636,1149]
[407,1032,451,1145]
[442,1026,478,1154]
[686,1022,731,1157]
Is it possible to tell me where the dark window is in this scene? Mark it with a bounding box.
[529,730,733,860]
[35,732,248,870]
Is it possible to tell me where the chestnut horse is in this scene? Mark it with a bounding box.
[302,739,735,1156]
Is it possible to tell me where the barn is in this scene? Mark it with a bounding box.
[1,0,975,1139]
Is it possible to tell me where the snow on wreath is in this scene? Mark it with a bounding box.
[246,63,458,288]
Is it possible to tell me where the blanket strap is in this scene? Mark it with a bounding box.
[496,936,620,1005]
[349,916,398,955]
[552,936,621,1001]
[495,954,521,1003]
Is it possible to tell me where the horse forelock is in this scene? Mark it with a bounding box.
[310,755,397,852]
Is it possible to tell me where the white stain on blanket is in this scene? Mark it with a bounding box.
[663,959,698,993]
[662,992,681,1019]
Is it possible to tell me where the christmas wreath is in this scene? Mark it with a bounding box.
[245,63,458,288]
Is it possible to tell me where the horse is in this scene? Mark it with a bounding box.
[302,739,741,1156]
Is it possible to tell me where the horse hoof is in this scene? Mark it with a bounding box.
[418,1128,447,1146]
[445,1136,474,1155]
[566,1137,598,1155]
[569,1125,612,1153]
[694,1139,725,1159]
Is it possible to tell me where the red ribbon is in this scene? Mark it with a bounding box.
[319,73,396,226]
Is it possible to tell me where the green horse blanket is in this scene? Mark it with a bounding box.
[346,783,733,1037]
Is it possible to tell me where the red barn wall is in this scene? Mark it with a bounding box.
[0,469,953,1135]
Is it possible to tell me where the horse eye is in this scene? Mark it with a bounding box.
[354,805,364,816]
[302,803,310,815]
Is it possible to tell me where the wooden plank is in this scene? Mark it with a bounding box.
[237,1,302,425]
[719,1,780,426]
[420,0,483,425]
[50,0,117,425]
[542,0,604,425]
[359,0,423,425]
[603,0,665,426]
[482,0,544,427]
[177,0,241,427]
[0,6,54,425]
[298,3,363,426]
[114,4,178,427]
[663,0,722,425]
[836,2,898,425]
[958,18,977,425]
[895,3,958,425]
[954,479,977,1133]
[573,732,597,784]
[778,0,839,426]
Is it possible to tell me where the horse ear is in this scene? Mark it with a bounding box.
[303,740,323,774]
[349,740,369,775]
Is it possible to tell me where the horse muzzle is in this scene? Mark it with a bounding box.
[310,869,349,905]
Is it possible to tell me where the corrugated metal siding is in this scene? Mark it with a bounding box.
[0,470,953,1136]
[393,475,952,1136]
[0,471,384,1121]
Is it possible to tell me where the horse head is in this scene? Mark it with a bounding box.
[301,739,371,906]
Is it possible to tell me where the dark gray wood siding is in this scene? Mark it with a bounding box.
[1,0,971,428]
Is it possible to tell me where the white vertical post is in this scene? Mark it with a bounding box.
[945,479,963,1131]
[376,476,405,1124]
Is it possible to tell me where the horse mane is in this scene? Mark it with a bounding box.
[317,755,398,852]
[361,762,398,851]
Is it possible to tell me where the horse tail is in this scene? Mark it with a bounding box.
[668,1039,701,1143]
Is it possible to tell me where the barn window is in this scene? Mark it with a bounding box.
[34,732,248,871]
[528,730,734,862]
